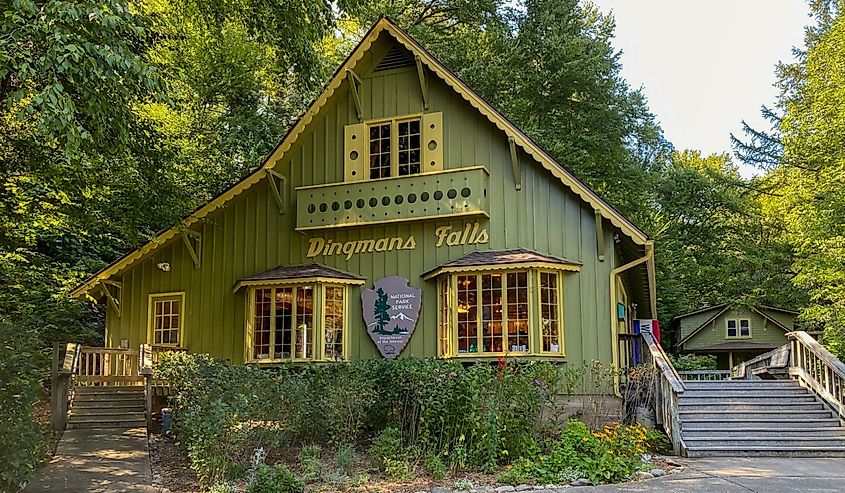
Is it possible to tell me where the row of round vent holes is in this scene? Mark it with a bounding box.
[306,187,472,214]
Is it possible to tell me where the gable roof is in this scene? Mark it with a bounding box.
[70,17,649,299]
[675,304,794,348]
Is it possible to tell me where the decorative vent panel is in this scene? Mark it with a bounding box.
[374,46,414,71]
[296,167,489,231]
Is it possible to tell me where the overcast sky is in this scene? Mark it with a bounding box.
[589,0,812,178]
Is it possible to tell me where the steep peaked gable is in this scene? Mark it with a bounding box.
[71,16,649,299]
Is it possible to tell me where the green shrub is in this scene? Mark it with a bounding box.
[369,427,403,471]
[157,354,610,485]
[0,327,48,491]
[499,420,659,486]
[670,353,717,371]
[247,463,304,493]
[298,445,322,481]
[383,458,413,481]
[334,443,356,475]
[424,451,446,480]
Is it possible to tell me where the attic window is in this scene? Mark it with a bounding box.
[375,46,414,71]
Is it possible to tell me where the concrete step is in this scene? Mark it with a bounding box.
[681,390,811,397]
[680,403,825,412]
[683,427,845,438]
[679,409,835,420]
[683,381,800,389]
[679,397,819,406]
[685,446,845,458]
[682,417,842,428]
[684,436,845,447]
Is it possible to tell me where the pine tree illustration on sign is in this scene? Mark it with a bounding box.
[362,276,421,359]
[372,288,391,335]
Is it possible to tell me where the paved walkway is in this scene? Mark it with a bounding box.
[592,457,845,492]
[24,428,156,493]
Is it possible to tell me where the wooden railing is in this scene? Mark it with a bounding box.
[639,329,686,455]
[76,347,144,385]
[678,370,731,381]
[732,344,790,379]
[50,343,158,431]
[789,331,845,421]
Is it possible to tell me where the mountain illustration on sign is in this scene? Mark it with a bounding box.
[368,288,412,335]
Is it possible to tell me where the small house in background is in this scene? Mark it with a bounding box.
[672,304,798,369]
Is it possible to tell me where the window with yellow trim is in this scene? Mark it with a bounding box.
[438,269,564,357]
[247,284,348,362]
[368,117,422,179]
[149,293,184,346]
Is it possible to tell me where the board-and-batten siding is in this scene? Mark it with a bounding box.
[105,36,618,366]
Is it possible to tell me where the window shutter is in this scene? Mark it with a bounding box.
[344,123,367,182]
[422,112,443,172]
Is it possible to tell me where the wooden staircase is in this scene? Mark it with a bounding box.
[51,344,155,432]
[679,379,845,457]
[630,329,845,458]
[68,386,147,429]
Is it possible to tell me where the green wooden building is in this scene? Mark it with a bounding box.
[70,18,655,370]
[672,304,798,368]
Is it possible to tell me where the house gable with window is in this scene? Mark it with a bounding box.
[70,18,655,369]
[673,304,798,368]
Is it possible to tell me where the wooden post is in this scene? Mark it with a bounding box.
[51,373,70,432]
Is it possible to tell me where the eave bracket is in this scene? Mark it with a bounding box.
[595,210,606,262]
[102,280,122,318]
[415,56,430,110]
[181,229,202,269]
[508,137,522,191]
[346,69,363,121]
[267,168,287,214]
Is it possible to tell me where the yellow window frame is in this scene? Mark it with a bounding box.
[538,270,565,355]
[147,292,185,348]
[245,283,349,363]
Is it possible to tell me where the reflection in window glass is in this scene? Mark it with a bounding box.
[295,286,314,359]
[540,272,561,352]
[254,289,272,359]
[274,288,293,358]
[369,123,391,179]
[398,119,421,176]
[457,275,478,353]
[481,273,503,353]
[506,272,529,352]
[324,286,344,359]
[153,298,181,345]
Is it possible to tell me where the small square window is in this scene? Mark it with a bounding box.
[727,319,737,338]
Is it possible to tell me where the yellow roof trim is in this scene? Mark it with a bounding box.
[71,17,647,299]
[421,261,581,281]
[232,277,366,294]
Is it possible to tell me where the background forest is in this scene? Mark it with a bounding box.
[1,0,842,352]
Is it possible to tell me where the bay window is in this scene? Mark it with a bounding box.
[438,269,565,357]
[247,283,349,362]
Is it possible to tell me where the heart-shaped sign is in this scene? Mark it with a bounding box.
[361,276,421,359]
